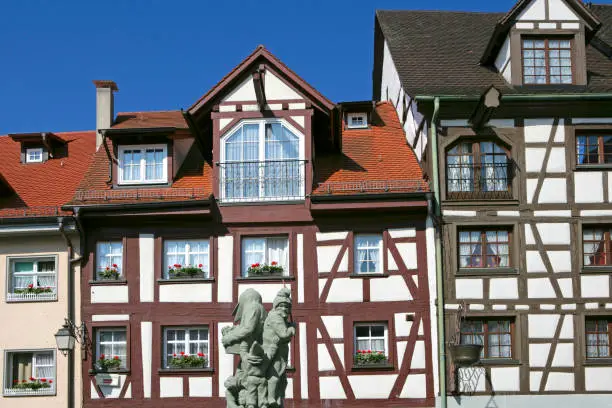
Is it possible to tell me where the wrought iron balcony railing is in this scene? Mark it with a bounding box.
[218,160,306,203]
[446,163,513,200]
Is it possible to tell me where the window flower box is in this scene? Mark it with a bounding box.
[167,264,206,279]
[168,352,208,369]
[96,355,122,372]
[247,262,284,276]
[8,284,57,302]
[98,265,120,280]
[354,350,388,366]
[6,378,54,395]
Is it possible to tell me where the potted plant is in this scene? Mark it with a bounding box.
[14,283,53,294]
[99,264,120,280]
[247,261,284,276]
[167,263,206,279]
[354,350,388,366]
[448,302,483,367]
[168,351,208,369]
[96,354,122,372]
[11,377,52,390]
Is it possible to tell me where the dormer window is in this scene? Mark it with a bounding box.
[118,144,168,185]
[26,148,43,163]
[522,38,573,85]
[347,113,368,129]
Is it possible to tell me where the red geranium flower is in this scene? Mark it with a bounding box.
[49,380,53,384]
[100,354,105,360]
[29,377,35,381]
[112,264,118,268]
[41,378,46,382]
[367,350,371,353]
[180,351,185,355]
[251,263,257,268]
[197,352,204,357]
[113,356,119,360]
[198,264,203,268]
[28,283,34,288]
[13,380,17,383]
[271,261,278,266]
[173,353,177,357]
[22,380,27,383]
[105,266,110,270]
[174,263,181,268]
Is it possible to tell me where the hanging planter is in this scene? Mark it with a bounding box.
[450,344,482,367]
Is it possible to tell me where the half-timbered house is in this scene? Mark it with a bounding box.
[69,46,436,407]
[374,1,612,407]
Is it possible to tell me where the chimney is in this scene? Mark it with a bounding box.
[93,80,118,150]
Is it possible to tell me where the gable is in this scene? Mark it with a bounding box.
[221,69,304,103]
[516,0,580,21]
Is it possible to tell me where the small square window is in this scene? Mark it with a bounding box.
[576,134,612,165]
[522,37,573,85]
[354,323,389,366]
[241,236,289,277]
[3,350,56,396]
[347,113,368,129]
[7,257,57,301]
[163,326,210,369]
[460,319,513,359]
[25,148,43,163]
[95,328,127,370]
[586,318,612,359]
[354,234,383,274]
[118,144,168,185]
[458,228,511,269]
[164,240,210,279]
[96,241,123,280]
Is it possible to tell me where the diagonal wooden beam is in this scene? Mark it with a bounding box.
[253,66,267,112]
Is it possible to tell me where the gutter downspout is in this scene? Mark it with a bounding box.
[430,97,447,408]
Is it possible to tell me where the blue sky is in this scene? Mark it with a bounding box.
[0,0,609,134]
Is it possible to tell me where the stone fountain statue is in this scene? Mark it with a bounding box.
[222,288,295,408]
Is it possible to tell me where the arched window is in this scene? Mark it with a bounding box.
[446,141,510,197]
[221,120,304,202]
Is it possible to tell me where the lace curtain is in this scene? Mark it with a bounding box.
[264,123,299,198]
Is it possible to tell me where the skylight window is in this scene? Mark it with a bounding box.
[347,113,368,129]
[26,148,43,163]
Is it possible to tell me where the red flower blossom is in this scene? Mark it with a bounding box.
[29,377,35,381]
[49,380,53,384]
[174,263,182,268]
[367,350,371,353]
[173,353,177,357]
[112,264,118,268]
[197,352,204,357]
[13,380,17,383]
[100,354,105,360]
[41,378,47,382]
[198,264,203,268]
[168,265,172,269]
[105,266,110,270]
[180,351,185,355]
[251,263,257,268]
[28,283,34,289]
[22,380,27,383]
[113,356,119,360]
[271,261,278,266]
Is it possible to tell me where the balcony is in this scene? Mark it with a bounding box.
[446,163,513,200]
[219,160,306,203]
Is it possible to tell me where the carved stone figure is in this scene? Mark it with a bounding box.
[222,288,294,408]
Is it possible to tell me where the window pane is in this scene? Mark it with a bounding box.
[355,234,382,274]
[355,326,370,337]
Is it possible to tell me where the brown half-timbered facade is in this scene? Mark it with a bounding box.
[374,1,612,407]
[70,46,435,407]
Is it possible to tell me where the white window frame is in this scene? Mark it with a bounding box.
[162,326,210,369]
[241,236,290,277]
[354,234,384,274]
[347,112,368,129]
[25,148,43,163]
[354,323,389,355]
[6,256,58,302]
[118,144,168,185]
[219,119,306,202]
[163,240,210,279]
[95,328,128,369]
[3,349,56,396]
[96,241,123,280]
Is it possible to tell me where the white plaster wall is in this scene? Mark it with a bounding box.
[316,232,348,241]
[92,314,130,322]
[490,367,520,391]
[412,340,426,369]
[218,322,233,397]
[238,283,285,303]
[559,315,574,339]
[299,322,309,399]
[222,77,256,102]
[545,372,574,391]
[489,278,519,299]
[585,367,612,391]
[395,312,414,337]
[525,225,536,245]
[425,215,440,398]
[517,0,546,20]
[524,119,554,143]
[297,233,304,303]
[536,223,570,245]
[548,251,572,273]
[575,172,604,203]
[396,242,417,269]
[317,344,335,371]
[219,118,232,132]
[529,343,550,367]
[546,148,566,172]
[455,279,483,299]
[98,374,126,398]
[139,234,155,302]
[321,315,344,339]
[217,236,233,302]
[316,245,344,273]
[548,0,580,20]
[581,275,610,298]
[285,378,294,399]
[400,373,428,398]
[189,377,212,397]
[528,314,559,338]
[558,278,573,298]
[525,148,546,172]
[389,228,416,238]
[264,70,303,101]
[552,343,574,367]
[333,344,344,369]
[494,36,512,83]
[539,179,567,203]
[370,275,412,301]
[526,251,546,273]
[387,249,398,271]
[91,285,129,303]
[528,278,556,298]
[319,377,346,399]
[159,283,212,302]
[326,278,362,302]
[160,377,183,398]
[141,321,152,398]
[348,375,397,399]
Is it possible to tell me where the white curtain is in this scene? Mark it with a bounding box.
[34,352,54,381]
[265,124,299,198]
[447,151,473,192]
[266,237,288,272]
[583,230,605,266]
[458,232,474,268]
[355,235,382,273]
[242,238,265,276]
[122,149,141,181]
[485,230,509,267]
[225,124,260,199]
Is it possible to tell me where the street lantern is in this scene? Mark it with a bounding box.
[55,322,76,355]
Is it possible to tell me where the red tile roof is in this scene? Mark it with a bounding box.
[313,102,428,195]
[0,131,97,217]
[112,110,188,129]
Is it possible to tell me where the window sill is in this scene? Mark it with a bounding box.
[157,277,215,284]
[575,164,612,171]
[218,199,306,207]
[236,276,295,282]
[88,368,130,375]
[444,198,519,206]
[115,182,170,188]
[89,279,128,286]
[349,273,389,279]
[584,358,612,366]
[351,363,395,371]
[457,268,518,276]
[6,292,58,302]
[158,367,214,374]
[479,358,520,366]
[3,388,56,397]
[582,267,612,274]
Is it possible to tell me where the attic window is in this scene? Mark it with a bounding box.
[522,38,573,85]
[26,148,43,163]
[347,113,368,129]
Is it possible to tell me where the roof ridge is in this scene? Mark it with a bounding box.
[116,109,182,115]
[377,9,505,15]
